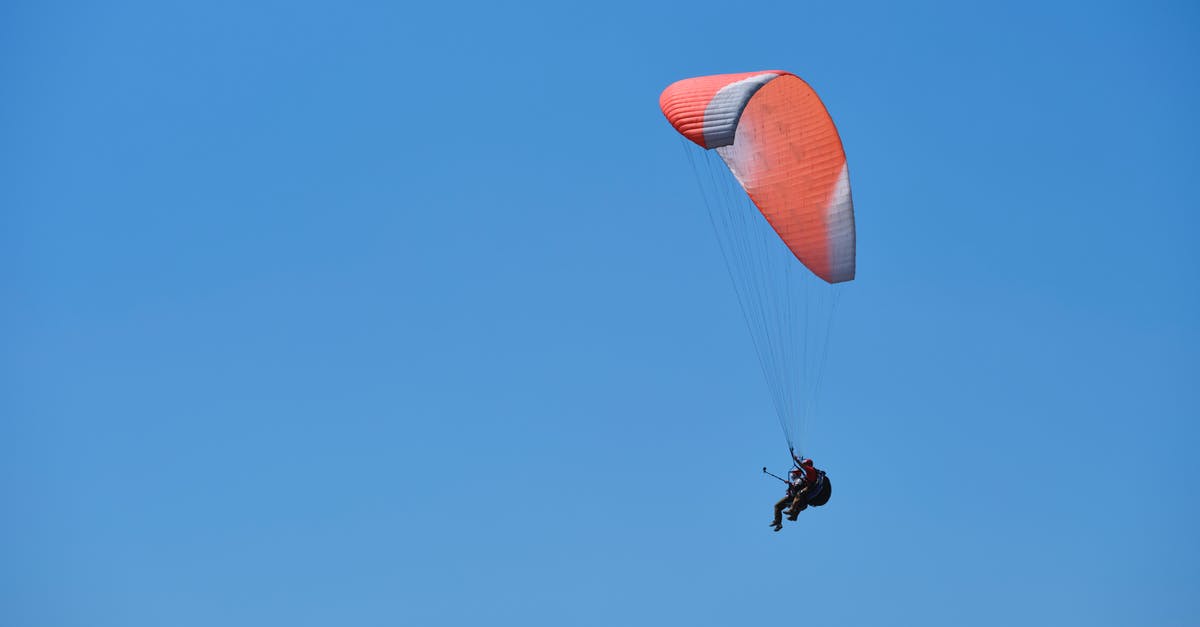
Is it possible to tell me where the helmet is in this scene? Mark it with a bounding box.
[801,458,814,467]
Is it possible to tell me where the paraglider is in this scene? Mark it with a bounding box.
[766,451,831,531]
[659,71,853,529]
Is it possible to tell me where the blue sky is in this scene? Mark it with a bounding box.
[3,1,1198,625]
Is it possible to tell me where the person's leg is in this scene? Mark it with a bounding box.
[772,496,790,529]
[786,494,808,520]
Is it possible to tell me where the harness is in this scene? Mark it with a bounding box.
[790,465,825,499]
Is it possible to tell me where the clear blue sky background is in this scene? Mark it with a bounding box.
[3,1,1198,625]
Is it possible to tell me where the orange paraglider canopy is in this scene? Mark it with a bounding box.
[660,71,854,283]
